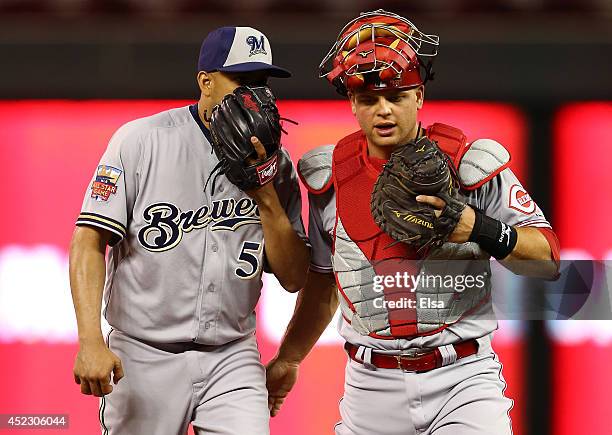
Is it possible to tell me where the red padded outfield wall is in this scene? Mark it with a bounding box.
[0,100,527,435]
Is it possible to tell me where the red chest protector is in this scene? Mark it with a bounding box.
[332,123,468,337]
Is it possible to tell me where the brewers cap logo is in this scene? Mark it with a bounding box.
[246,35,267,57]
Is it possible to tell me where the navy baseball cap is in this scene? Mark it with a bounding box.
[198,26,291,78]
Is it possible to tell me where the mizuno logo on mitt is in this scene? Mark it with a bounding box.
[392,211,434,229]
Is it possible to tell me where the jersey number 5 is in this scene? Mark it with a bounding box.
[235,241,262,279]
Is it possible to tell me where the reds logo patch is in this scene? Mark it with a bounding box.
[509,184,536,214]
[91,165,122,202]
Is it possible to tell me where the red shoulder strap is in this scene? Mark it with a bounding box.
[425,123,469,169]
[333,130,364,185]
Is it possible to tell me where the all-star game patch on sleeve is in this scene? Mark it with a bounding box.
[76,122,141,245]
[477,167,551,229]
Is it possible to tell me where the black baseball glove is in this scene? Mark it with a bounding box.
[209,86,282,191]
[370,136,466,252]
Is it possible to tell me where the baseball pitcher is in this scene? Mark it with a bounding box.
[69,26,309,435]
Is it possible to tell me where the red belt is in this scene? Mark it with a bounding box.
[345,339,479,372]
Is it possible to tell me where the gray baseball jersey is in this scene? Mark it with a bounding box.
[77,104,307,346]
[305,143,551,352]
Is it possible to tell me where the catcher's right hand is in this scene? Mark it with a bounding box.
[370,136,466,252]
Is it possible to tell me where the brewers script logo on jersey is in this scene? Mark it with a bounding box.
[91,165,122,202]
[138,198,260,252]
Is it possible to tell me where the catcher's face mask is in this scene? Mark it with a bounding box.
[319,9,439,96]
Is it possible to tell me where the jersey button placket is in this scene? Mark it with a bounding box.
[192,225,209,342]
[201,237,222,342]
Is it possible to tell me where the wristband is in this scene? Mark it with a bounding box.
[468,208,518,259]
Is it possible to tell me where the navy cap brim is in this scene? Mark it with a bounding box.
[217,62,292,78]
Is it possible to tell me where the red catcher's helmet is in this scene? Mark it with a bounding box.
[319,9,439,96]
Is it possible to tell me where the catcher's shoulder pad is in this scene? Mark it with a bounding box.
[458,139,511,190]
[297,144,335,194]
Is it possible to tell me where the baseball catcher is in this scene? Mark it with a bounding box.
[266,9,560,435]
[208,85,282,192]
[370,135,466,253]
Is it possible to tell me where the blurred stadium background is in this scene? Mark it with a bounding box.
[0,1,611,434]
